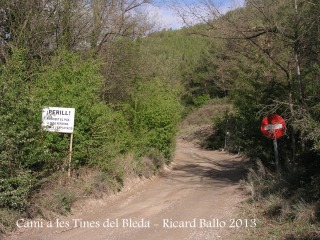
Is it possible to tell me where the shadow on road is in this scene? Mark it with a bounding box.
[161,152,248,188]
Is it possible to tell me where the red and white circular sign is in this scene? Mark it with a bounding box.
[261,114,286,139]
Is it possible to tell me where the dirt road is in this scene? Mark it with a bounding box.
[6,140,248,240]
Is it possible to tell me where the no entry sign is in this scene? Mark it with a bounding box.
[261,114,286,139]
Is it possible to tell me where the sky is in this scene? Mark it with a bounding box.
[147,0,245,30]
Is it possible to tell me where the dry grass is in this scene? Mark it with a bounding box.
[235,161,320,240]
[29,154,146,220]
[0,209,24,234]
[235,200,320,240]
[0,153,160,235]
[29,170,111,220]
[181,99,232,127]
[179,99,232,145]
[242,160,279,200]
[294,201,319,224]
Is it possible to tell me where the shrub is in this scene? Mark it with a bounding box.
[131,79,181,160]
[88,104,133,171]
[0,49,44,211]
[207,108,243,152]
[244,160,276,199]
[0,208,23,234]
[0,173,34,211]
[33,49,105,167]
[193,94,210,107]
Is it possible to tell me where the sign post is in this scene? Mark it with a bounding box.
[42,107,75,177]
[261,114,286,178]
[273,137,279,176]
[68,133,74,178]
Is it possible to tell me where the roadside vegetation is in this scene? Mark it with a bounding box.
[0,0,209,234]
[1,0,320,239]
[0,47,181,234]
[176,0,320,238]
[0,1,184,234]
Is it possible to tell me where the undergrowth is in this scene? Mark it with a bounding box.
[179,97,232,147]
[237,160,320,240]
[0,154,163,235]
[179,99,320,239]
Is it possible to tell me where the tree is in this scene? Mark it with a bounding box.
[172,0,320,168]
[0,0,155,63]
[90,0,154,54]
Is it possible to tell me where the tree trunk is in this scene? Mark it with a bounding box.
[294,0,304,104]
[61,0,72,50]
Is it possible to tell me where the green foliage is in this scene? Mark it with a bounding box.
[139,29,209,95]
[101,38,140,103]
[208,110,243,152]
[51,188,77,215]
[193,94,211,107]
[0,49,43,176]
[131,79,181,159]
[0,1,191,233]
[0,44,184,225]
[0,173,34,211]
[184,5,320,238]
[0,208,23,233]
[0,50,46,214]
[88,103,133,178]
[33,50,105,166]
[181,41,229,106]
[240,161,320,239]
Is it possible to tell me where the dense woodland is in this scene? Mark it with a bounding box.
[1,0,320,238]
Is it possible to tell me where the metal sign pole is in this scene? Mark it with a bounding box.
[261,114,286,180]
[273,138,281,179]
[68,133,74,178]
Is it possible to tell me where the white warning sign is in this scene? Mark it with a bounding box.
[42,107,75,133]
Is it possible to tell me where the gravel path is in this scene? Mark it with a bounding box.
[5,140,248,240]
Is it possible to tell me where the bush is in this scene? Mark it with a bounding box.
[0,208,23,234]
[88,104,133,171]
[206,108,244,152]
[0,49,39,173]
[193,94,210,107]
[131,79,181,160]
[0,173,34,211]
[33,50,105,167]
[0,49,183,233]
[244,160,280,200]
[0,49,45,212]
